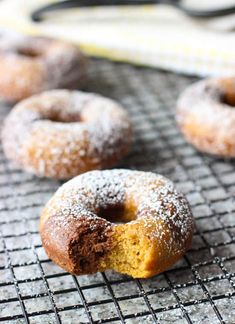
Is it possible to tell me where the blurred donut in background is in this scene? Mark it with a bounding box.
[176,77,235,158]
[0,32,88,102]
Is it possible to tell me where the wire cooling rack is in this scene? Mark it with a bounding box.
[0,59,235,324]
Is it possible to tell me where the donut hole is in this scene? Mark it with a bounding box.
[47,114,81,123]
[41,110,82,123]
[98,206,125,223]
[219,80,235,107]
[221,94,235,107]
[98,205,135,224]
[16,47,42,58]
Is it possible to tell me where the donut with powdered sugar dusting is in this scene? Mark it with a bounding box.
[40,169,194,278]
[0,33,87,102]
[177,77,235,157]
[2,90,132,179]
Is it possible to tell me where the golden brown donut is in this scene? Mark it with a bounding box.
[2,90,132,179]
[0,33,87,102]
[40,169,194,278]
[176,77,235,157]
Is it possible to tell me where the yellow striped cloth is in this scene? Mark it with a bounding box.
[0,0,235,77]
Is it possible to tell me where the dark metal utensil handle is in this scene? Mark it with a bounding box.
[31,0,164,22]
[31,0,235,22]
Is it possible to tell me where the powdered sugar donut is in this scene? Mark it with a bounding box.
[177,77,235,157]
[40,169,194,278]
[2,90,132,179]
[0,33,87,102]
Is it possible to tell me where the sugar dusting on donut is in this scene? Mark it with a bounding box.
[43,169,193,254]
[2,90,132,179]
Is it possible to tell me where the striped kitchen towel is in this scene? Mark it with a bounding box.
[0,0,235,77]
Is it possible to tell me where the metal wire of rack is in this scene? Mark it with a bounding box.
[0,59,235,324]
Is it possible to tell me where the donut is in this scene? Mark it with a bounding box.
[2,90,132,179]
[40,169,194,278]
[0,33,87,102]
[176,77,235,157]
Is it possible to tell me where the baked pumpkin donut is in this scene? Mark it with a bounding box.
[177,77,235,157]
[40,169,194,278]
[2,90,132,179]
[0,33,87,102]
